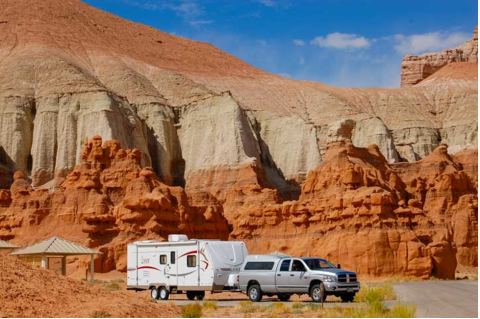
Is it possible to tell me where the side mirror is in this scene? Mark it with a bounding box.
[337,264,341,269]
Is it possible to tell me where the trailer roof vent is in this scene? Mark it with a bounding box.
[168,234,189,242]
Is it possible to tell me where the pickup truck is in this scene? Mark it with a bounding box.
[238,255,360,302]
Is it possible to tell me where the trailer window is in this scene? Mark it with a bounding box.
[187,255,196,267]
[171,251,176,264]
[160,255,167,265]
[244,262,275,270]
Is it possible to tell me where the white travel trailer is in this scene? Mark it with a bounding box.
[127,234,248,300]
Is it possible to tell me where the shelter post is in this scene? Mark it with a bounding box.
[90,254,94,284]
[61,256,67,276]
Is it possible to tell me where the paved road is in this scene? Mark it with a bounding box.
[393,280,478,318]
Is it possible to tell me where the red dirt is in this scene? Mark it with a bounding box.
[0,254,176,318]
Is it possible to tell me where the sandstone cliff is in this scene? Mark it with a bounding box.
[0,0,477,279]
[0,0,477,200]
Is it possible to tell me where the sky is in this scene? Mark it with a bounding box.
[82,0,478,88]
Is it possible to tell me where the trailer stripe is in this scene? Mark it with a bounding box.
[137,266,160,271]
[178,250,197,258]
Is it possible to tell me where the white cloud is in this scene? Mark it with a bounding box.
[189,20,213,26]
[257,0,276,7]
[299,57,305,65]
[124,0,204,21]
[310,32,370,50]
[257,39,267,46]
[393,31,471,55]
[293,39,305,46]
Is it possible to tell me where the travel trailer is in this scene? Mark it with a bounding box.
[127,235,248,300]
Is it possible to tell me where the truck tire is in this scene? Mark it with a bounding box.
[159,287,170,300]
[310,283,326,303]
[150,287,160,300]
[186,291,196,300]
[278,293,291,302]
[196,291,205,301]
[341,293,355,302]
[248,284,263,302]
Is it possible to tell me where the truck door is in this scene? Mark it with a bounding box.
[288,259,310,293]
[275,259,291,292]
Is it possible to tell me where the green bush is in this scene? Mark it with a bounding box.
[181,303,203,318]
[388,303,417,318]
[202,301,218,310]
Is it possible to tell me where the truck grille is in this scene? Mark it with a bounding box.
[337,274,357,283]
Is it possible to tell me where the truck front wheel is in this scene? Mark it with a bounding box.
[310,283,326,303]
[248,284,263,302]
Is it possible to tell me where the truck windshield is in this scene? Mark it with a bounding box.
[303,258,336,270]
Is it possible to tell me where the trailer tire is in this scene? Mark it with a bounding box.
[186,291,196,300]
[195,291,205,301]
[150,287,160,300]
[248,284,263,302]
[159,287,170,300]
[278,293,291,302]
[310,283,326,303]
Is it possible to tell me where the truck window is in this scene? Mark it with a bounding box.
[171,251,176,264]
[280,260,290,271]
[187,255,196,267]
[291,260,306,272]
[160,255,167,265]
[244,262,275,270]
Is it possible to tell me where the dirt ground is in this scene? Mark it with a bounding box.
[0,255,177,318]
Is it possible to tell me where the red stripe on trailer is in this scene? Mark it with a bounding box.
[178,250,197,258]
[137,266,160,271]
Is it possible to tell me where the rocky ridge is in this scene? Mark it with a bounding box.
[0,0,477,279]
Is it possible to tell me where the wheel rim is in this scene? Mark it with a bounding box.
[312,288,321,301]
[151,289,158,299]
[160,289,167,299]
[250,288,258,300]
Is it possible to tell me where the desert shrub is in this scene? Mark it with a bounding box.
[291,302,305,309]
[388,303,417,318]
[103,282,120,290]
[202,301,218,310]
[355,283,396,302]
[237,301,260,314]
[90,310,111,318]
[181,303,203,318]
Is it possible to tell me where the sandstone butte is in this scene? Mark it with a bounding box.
[0,0,477,280]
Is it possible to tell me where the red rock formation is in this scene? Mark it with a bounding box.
[401,27,478,86]
[227,141,477,279]
[0,137,229,272]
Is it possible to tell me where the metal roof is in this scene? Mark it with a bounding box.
[0,240,19,249]
[9,237,102,256]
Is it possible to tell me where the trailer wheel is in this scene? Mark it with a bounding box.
[278,293,291,302]
[159,287,170,300]
[248,284,263,302]
[195,291,205,301]
[150,287,159,300]
[186,291,196,300]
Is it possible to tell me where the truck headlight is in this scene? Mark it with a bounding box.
[322,275,336,282]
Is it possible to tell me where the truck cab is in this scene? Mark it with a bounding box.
[239,255,360,302]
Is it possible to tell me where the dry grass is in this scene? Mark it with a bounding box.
[89,310,112,318]
[202,301,218,310]
[355,283,397,301]
[180,303,203,318]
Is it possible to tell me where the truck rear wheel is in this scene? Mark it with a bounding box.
[159,287,170,300]
[278,293,291,301]
[310,283,326,303]
[248,284,263,302]
[186,291,196,300]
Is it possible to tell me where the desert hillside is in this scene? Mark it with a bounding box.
[0,0,477,279]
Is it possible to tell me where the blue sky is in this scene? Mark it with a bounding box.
[83,0,478,87]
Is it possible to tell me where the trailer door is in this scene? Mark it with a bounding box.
[127,244,138,286]
[169,250,178,287]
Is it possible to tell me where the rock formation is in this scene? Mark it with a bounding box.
[0,0,477,279]
[0,137,229,272]
[401,27,478,86]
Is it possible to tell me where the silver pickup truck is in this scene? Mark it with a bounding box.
[238,255,360,302]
